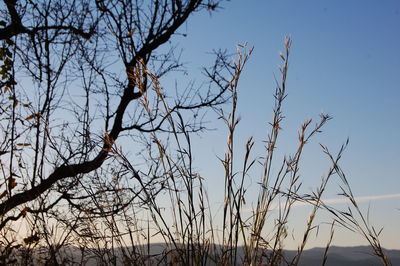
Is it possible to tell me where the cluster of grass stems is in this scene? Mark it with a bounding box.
[0,38,392,266]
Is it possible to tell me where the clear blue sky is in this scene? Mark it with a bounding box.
[162,0,400,249]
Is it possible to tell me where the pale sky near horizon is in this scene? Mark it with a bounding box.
[160,0,400,249]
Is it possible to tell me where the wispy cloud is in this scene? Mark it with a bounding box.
[323,193,400,204]
[242,193,400,213]
[290,193,400,209]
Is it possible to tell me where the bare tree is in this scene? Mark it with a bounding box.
[0,0,231,259]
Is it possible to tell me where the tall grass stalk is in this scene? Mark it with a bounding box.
[0,38,393,266]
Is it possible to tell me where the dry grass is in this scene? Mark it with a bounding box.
[0,38,393,266]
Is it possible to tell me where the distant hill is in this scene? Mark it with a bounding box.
[284,246,400,266]
[7,244,399,265]
[77,244,400,265]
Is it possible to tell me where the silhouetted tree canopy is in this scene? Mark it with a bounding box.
[0,0,229,226]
